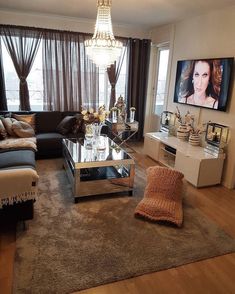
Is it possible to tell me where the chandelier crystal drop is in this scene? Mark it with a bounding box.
[85,0,123,68]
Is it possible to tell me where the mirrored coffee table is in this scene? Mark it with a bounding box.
[62,137,135,202]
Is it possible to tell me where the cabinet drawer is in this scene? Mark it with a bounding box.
[175,151,200,186]
[144,135,160,161]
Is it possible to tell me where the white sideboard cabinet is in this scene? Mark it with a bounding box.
[144,132,225,188]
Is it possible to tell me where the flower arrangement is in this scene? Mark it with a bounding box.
[189,123,207,135]
[174,107,207,133]
[81,105,109,124]
[175,106,194,126]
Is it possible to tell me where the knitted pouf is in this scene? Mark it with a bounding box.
[135,166,184,227]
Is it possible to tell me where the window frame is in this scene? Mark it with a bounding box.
[153,42,170,116]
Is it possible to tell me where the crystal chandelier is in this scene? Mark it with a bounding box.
[85,0,123,68]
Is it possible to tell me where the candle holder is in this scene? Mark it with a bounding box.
[129,107,136,123]
[160,111,175,133]
[205,122,229,155]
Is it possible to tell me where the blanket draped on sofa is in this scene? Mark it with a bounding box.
[0,168,39,208]
[0,137,37,151]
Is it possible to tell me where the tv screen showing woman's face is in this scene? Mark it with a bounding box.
[173,58,234,112]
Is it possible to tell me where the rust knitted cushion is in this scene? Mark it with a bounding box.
[135,166,184,227]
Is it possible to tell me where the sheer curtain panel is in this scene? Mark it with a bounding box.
[42,31,99,111]
[1,26,42,111]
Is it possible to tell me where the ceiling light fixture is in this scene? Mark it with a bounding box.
[85,0,123,68]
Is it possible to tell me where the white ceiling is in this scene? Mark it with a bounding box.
[0,0,234,29]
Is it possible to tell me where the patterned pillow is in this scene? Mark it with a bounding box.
[0,120,7,140]
[1,117,17,136]
[12,120,35,138]
[12,113,36,130]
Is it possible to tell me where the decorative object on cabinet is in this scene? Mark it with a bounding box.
[174,106,194,140]
[189,133,200,146]
[188,123,206,146]
[160,111,175,133]
[205,123,229,155]
[177,123,190,141]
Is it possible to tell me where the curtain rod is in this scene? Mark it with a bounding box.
[0,23,130,41]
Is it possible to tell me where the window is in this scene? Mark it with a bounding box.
[154,46,170,115]
[2,40,44,111]
[1,38,127,111]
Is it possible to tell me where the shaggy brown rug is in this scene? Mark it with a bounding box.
[13,159,235,294]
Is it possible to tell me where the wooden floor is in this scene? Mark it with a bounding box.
[1,143,235,294]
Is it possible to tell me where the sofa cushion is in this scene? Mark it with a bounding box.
[56,116,77,135]
[12,121,35,138]
[12,113,36,130]
[0,120,7,140]
[0,150,35,169]
[36,132,64,151]
[36,112,62,133]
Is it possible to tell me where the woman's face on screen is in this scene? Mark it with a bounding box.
[193,61,210,96]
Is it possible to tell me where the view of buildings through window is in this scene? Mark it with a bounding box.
[2,39,127,111]
[154,47,169,115]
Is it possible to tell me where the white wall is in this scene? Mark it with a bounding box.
[0,9,149,39]
[165,6,235,188]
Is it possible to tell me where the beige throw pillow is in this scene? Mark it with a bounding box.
[12,120,35,138]
[1,117,17,136]
[12,114,36,130]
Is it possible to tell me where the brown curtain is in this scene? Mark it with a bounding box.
[1,27,42,111]
[126,38,151,140]
[0,39,7,110]
[42,31,99,111]
[107,39,128,108]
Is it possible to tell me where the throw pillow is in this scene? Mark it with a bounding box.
[12,113,36,130]
[56,116,77,135]
[0,120,7,140]
[12,120,35,138]
[1,117,17,136]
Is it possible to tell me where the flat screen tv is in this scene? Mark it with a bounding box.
[174,57,234,111]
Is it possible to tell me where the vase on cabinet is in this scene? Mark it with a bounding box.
[189,133,200,146]
[177,124,189,141]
